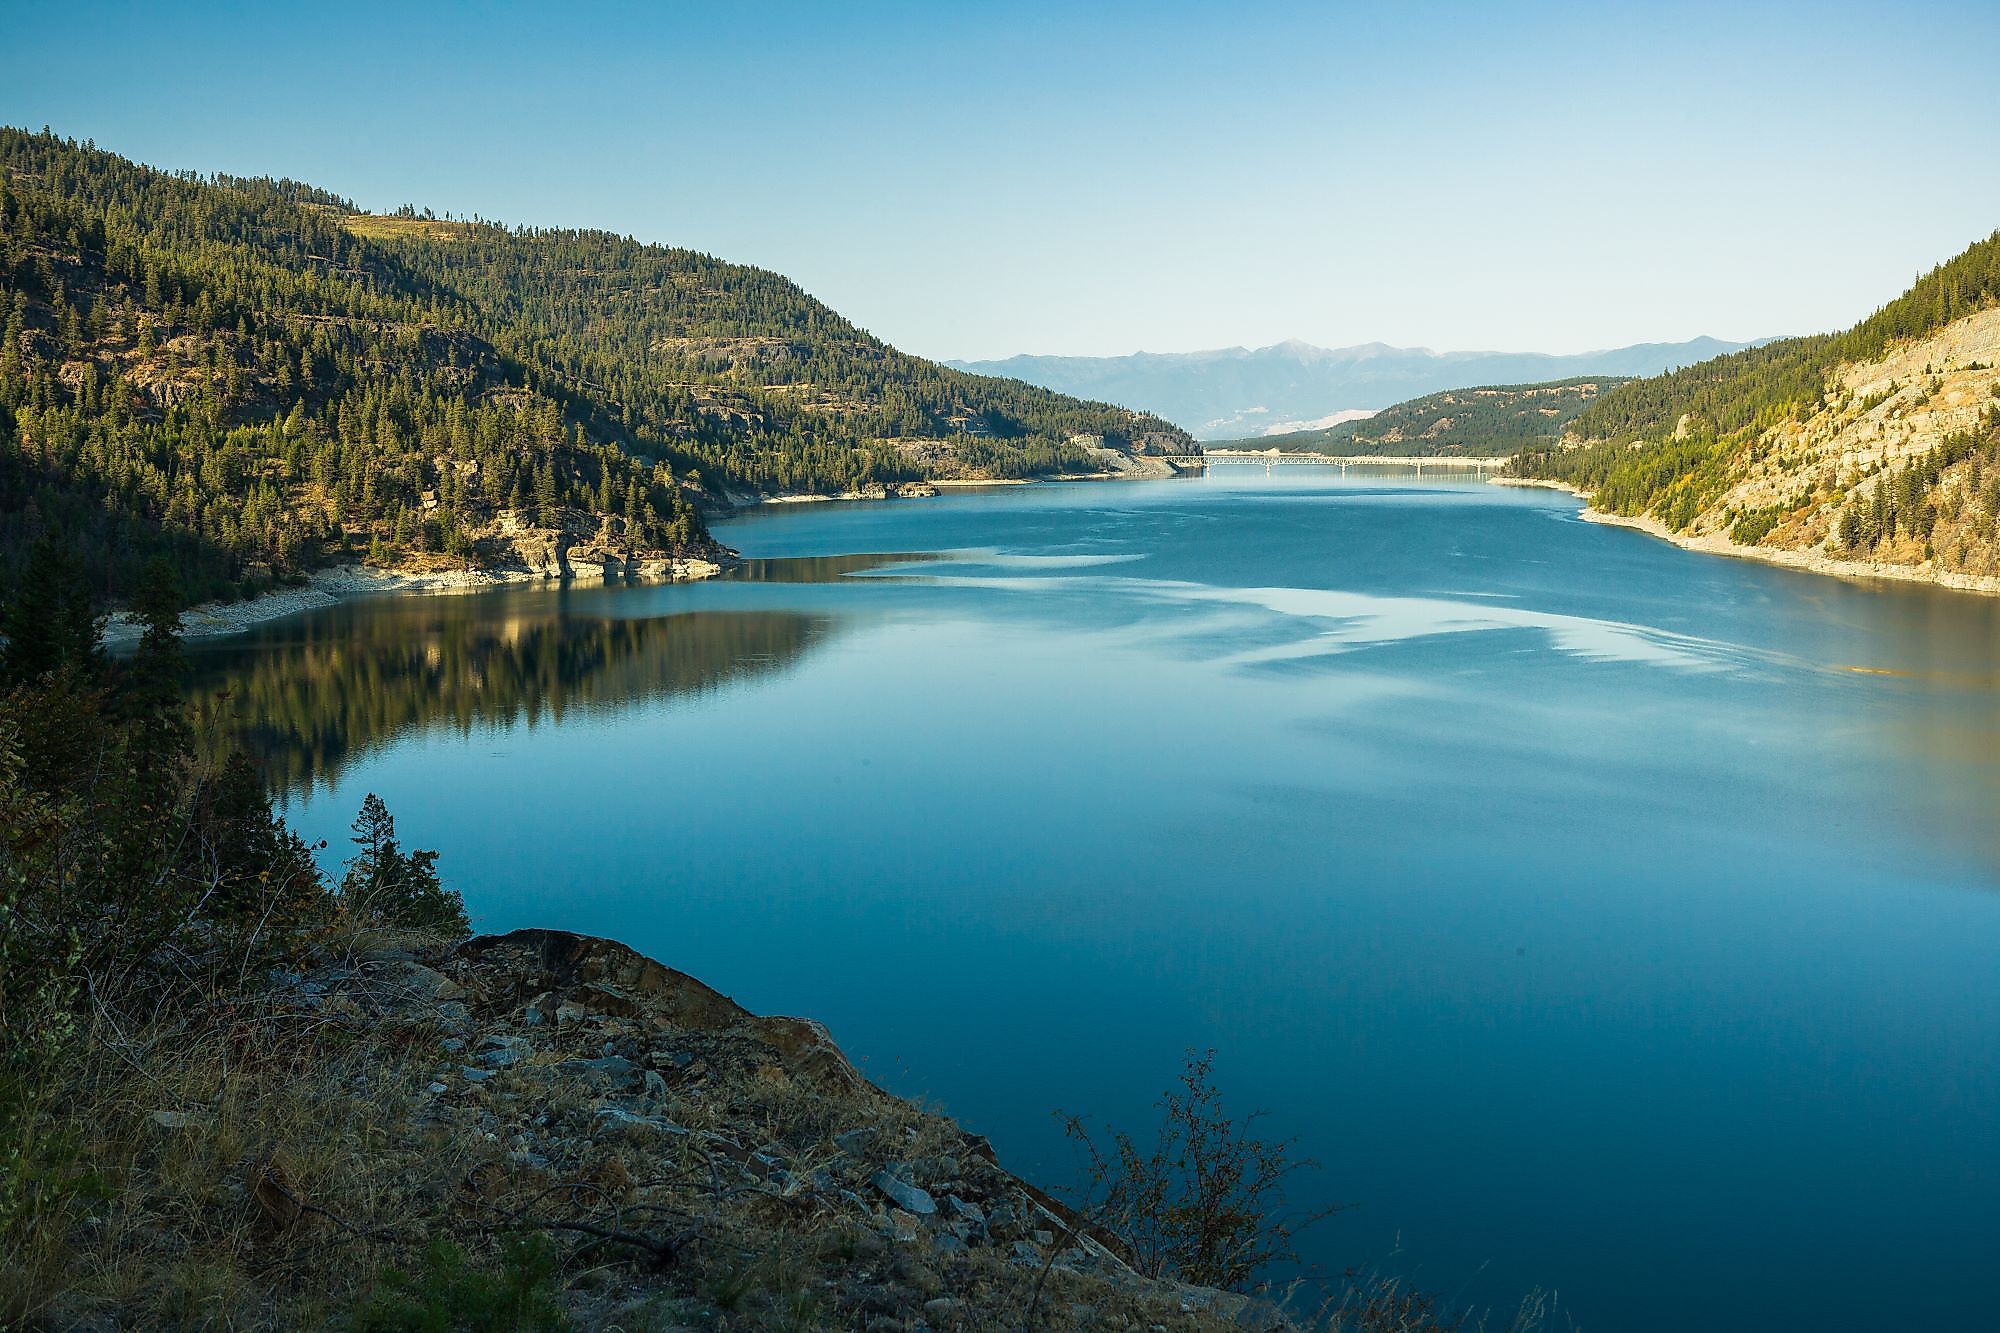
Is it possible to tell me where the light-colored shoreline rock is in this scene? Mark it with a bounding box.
[1500,306,2000,599]
[757,479,950,505]
[1487,476,1584,491]
[748,453,1197,507]
[1498,473,2000,598]
[1208,450,1510,468]
[99,556,726,649]
[1577,505,2000,596]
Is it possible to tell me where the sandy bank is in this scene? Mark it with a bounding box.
[1487,476,1585,492]
[1205,451,1508,468]
[1331,455,1509,467]
[749,455,1190,507]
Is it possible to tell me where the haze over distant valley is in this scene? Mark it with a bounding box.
[954,336,1758,439]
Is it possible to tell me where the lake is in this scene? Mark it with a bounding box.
[188,468,2000,1330]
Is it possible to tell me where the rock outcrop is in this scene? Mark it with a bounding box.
[474,510,724,583]
[266,928,1291,1330]
[1566,306,2000,592]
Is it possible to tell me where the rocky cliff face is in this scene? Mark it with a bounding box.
[224,928,1290,1330]
[472,511,724,583]
[1625,307,2000,586]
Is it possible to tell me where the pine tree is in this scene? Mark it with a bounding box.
[0,534,103,685]
[339,792,468,934]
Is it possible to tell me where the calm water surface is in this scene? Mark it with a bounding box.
[189,470,2000,1330]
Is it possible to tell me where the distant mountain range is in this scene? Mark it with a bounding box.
[953,337,1760,440]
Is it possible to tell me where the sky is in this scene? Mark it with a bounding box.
[4,0,1998,361]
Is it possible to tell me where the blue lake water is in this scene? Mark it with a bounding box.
[188,469,2000,1330]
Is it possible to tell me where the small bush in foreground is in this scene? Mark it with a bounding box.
[1060,1048,1340,1292]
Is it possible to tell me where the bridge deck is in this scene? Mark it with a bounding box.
[1201,452,1507,468]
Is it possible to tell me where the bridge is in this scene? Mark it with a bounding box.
[1200,451,1508,471]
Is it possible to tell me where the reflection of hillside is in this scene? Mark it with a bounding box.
[190,604,832,790]
[723,551,937,584]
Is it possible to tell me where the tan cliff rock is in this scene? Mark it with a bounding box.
[1562,307,2000,593]
[475,510,724,583]
[1697,306,2000,549]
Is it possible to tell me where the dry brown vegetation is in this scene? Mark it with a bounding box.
[12,924,1316,1331]
[338,215,475,243]
[11,915,1576,1331]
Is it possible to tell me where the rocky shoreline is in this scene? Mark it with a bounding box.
[746,455,1195,508]
[1485,476,1580,492]
[221,927,1288,1330]
[98,460,1201,650]
[99,555,727,649]
[1492,475,2000,598]
[1208,451,1509,468]
[1576,505,2000,596]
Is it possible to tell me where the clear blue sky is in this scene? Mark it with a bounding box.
[5,0,1997,360]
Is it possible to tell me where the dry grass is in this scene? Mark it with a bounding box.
[13,924,1314,1330]
[14,928,475,1329]
[338,215,474,243]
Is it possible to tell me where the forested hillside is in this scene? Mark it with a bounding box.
[1229,376,1624,456]
[1510,233,2000,560]
[0,129,1190,602]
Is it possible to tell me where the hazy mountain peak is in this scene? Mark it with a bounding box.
[951,336,1760,439]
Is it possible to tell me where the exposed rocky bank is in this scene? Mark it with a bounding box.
[1521,307,2000,597]
[72,928,1289,1330]
[99,510,728,649]
[1503,473,2000,598]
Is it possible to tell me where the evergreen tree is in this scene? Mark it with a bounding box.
[340,792,469,934]
[0,128,1194,604]
[0,534,102,685]
[190,751,324,950]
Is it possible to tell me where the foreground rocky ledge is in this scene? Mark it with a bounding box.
[79,928,1286,1330]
